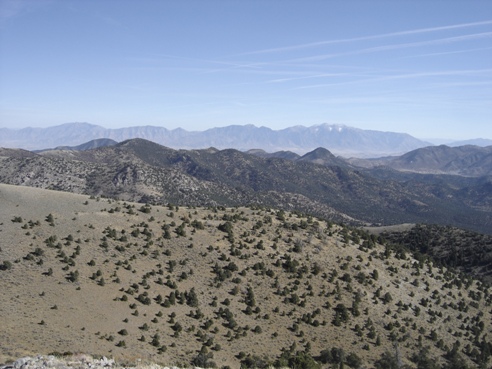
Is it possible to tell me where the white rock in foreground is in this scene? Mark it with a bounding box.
[1,356,207,369]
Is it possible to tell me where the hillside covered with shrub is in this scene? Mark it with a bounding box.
[1,184,490,369]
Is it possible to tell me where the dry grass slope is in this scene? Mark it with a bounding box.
[0,184,491,369]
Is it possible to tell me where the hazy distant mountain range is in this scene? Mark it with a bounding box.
[0,122,435,157]
[448,138,492,147]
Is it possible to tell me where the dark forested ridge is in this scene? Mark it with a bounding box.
[379,224,492,283]
[0,138,491,234]
[345,145,492,177]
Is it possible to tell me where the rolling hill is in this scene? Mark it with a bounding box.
[0,183,490,369]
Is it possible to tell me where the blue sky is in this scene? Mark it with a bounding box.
[0,0,491,140]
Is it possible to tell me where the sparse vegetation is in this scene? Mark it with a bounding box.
[0,184,491,369]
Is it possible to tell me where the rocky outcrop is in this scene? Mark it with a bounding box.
[1,355,197,369]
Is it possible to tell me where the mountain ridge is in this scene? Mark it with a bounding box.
[0,122,432,157]
[34,138,118,153]
[449,138,492,147]
[345,145,492,177]
[0,138,490,234]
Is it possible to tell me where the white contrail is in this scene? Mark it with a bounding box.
[288,32,492,63]
[294,68,492,89]
[242,20,492,55]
